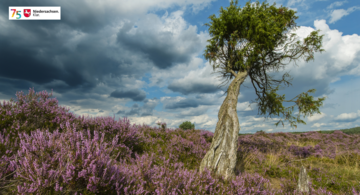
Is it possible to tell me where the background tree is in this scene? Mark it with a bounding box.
[179,121,195,130]
[199,0,326,180]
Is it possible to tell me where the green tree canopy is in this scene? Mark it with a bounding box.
[179,121,195,130]
[203,0,326,129]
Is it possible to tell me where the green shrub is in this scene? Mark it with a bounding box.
[179,121,195,130]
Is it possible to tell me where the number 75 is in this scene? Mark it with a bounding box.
[11,9,21,19]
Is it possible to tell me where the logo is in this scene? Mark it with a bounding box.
[9,6,61,20]
[10,9,21,19]
[24,9,31,17]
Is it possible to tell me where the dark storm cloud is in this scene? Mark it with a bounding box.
[126,104,141,116]
[163,94,221,110]
[0,0,207,105]
[123,99,159,116]
[156,78,164,85]
[165,99,199,109]
[116,19,203,69]
[1,0,126,34]
[0,33,124,94]
[168,82,220,95]
[0,0,151,99]
[1,0,198,124]
[141,98,158,116]
[115,98,158,117]
[110,89,147,101]
[116,110,125,115]
[175,107,208,117]
[0,77,37,96]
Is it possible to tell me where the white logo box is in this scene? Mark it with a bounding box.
[9,6,61,20]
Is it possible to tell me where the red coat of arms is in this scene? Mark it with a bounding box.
[24,9,31,17]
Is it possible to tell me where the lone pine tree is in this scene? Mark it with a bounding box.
[199,0,326,180]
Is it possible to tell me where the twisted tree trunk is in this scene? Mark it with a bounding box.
[199,70,248,180]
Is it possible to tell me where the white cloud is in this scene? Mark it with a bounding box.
[311,123,326,128]
[287,0,305,7]
[160,96,186,104]
[178,106,208,116]
[275,19,360,80]
[139,113,218,130]
[202,119,217,127]
[190,114,213,124]
[73,0,216,18]
[240,122,252,127]
[253,124,267,128]
[286,0,310,10]
[334,112,358,121]
[330,77,341,83]
[164,60,224,93]
[149,57,210,88]
[237,101,254,111]
[307,112,326,122]
[329,6,360,24]
[128,115,161,127]
[327,1,348,9]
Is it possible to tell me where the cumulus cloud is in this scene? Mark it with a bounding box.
[307,112,326,122]
[202,119,217,128]
[116,98,159,117]
[188,114,214,125]
[237,101,257,111]
[240,122,253,127]
[311,123,327,128]
[272,19,360,78]
[167,61,224,95]
[333,112,359,122]
[0,0,212,116]
[253,124,267,128]
[116,11,204,69]
[127,115,162,127]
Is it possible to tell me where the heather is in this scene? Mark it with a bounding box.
[0,88,359,194]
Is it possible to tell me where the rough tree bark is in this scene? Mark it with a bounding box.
[199,70,248,180]
[297,165,310,193]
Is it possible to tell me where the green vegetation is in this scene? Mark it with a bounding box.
[267,126,360,135]
[179,121,195,130]
[236,126,360,194]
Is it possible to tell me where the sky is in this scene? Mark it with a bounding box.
[1,0,359,134]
